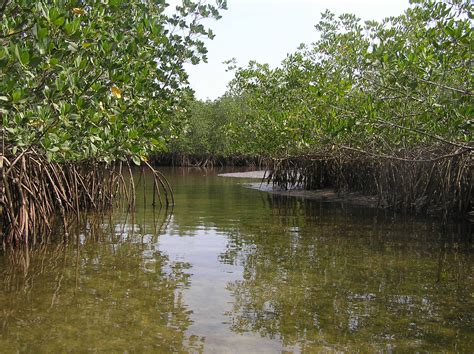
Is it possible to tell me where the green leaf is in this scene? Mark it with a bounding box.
[64,22,75,35]
[12,90,22,102]
[151,23,163,36]
[129,130,138,139]
[37,27,48,41]
[20,50,30,65]
[132,155,141,166]
[53,17,65,27]
[49,7,61,22]
[13,44,30,66]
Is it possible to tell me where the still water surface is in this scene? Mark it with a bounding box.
[1,167,473,352]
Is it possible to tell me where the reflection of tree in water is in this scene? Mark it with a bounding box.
[0,209,204,352]
[221,195,473,351]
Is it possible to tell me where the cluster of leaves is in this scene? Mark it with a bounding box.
[219,0,473,159]
[1,0,226,163]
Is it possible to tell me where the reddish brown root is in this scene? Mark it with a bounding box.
[268,147,472,218]
[1,150,172,248]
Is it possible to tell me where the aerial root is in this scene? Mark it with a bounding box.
[1,151,173,248]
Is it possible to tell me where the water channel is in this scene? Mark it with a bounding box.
[1,167,472,352]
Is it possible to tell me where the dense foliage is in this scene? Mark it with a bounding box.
[162,0,472,215]
[1,0,226,245]
[176,0,472,161]
[1,0,226,163]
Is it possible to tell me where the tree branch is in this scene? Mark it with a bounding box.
[0,21,34,39]
[414,77,473,96]
[338,144,471,163]
[375,118,473,151]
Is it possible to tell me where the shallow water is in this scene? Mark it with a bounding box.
[1,167,473,352]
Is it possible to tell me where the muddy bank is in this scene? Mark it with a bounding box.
[219,171,379,208]
[248,183,379,208]
[218,170,267,179]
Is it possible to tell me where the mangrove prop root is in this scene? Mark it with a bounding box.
[1,152,173,248]
[268,147,472,218]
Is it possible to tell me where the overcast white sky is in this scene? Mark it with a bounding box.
[181,0,410,100]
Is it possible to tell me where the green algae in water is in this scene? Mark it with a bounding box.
[1,167,473,352]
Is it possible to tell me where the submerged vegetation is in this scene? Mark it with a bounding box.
[1,0,226,245]
[167,0,473,217]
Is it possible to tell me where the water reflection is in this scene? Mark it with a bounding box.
[0,209,204,352]
[221,195,473,351]
[0,168,472,352]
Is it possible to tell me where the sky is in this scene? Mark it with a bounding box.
[181,0,410,100]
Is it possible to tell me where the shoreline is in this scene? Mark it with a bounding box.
[217,170,268,179]
[218,170,379,208]
[247,183,380,208]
